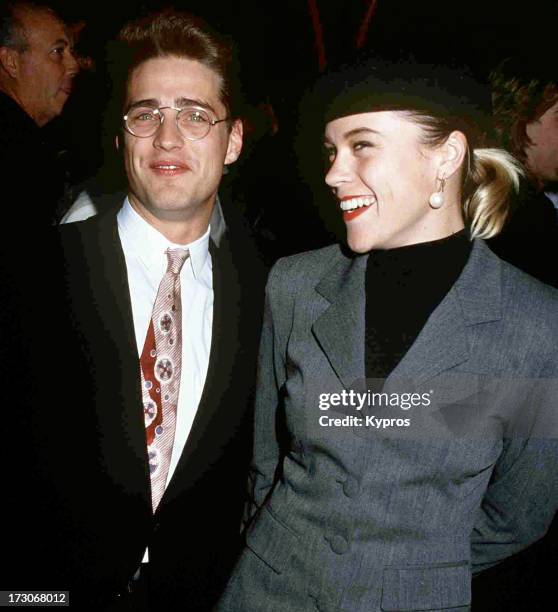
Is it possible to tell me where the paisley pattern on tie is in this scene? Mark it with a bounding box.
[140,248,189,513]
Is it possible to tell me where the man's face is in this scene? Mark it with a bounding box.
[14,8,78,126]
[123,55,242,237]
[525,98,558,184]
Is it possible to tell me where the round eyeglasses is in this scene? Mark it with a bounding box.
[123,105,229,140]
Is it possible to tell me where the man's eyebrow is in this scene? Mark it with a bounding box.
[51,38,69,47]
[175,97,216,114]
[124,98,219,114]
[125,99,160,111]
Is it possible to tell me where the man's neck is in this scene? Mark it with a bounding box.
[128,196,212,246]
[0,83,38,125]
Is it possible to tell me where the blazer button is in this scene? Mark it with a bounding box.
[329,534,349,555]
[343,476,360,498]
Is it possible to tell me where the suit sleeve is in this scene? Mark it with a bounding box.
[243,261,290,527]
[471,378,558,573]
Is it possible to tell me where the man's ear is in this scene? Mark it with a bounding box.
[114,134,120,151]
[224,118,243,166]
[0,46,20,79]
[438,130,468,180]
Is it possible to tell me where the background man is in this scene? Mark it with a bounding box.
[4,10,264,611]
[0,1,78,224]
[487,50,558,288]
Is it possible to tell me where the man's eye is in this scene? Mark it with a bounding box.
[51,47,64,57]
[184,110,209,123]
[130,109,157,122]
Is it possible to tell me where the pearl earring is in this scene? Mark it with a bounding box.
[429,176,446,209]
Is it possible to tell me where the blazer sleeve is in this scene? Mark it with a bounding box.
[243,259,291,527]
[471,378,558,573]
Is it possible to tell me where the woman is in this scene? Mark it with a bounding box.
[219,58,558,612]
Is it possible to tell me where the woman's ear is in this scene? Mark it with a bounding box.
[438,130,468,180]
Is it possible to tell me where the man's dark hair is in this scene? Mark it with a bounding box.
[109,10,240,120]
[490,53,558,171]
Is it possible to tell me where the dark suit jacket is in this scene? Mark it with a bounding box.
[4,210,265,610]
[488,188,558,289]
[0,92,67,226]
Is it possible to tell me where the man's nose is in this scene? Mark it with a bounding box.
[66,49,80,77]
[153,113,184,150]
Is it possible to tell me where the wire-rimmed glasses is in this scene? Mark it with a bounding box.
[123,105,229,140]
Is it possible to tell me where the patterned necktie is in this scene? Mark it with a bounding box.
[140,247,189,513]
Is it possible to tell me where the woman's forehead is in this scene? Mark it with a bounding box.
[324,110,419,140]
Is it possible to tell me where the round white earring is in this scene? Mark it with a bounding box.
[429,176,446,209]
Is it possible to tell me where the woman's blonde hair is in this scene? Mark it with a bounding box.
[464,148,523,239]
[408,112,524,239]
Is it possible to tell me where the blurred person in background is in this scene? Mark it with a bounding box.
[0,1,78,225]
[488,51,558,288]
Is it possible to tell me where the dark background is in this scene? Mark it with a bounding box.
[45,0,558,251]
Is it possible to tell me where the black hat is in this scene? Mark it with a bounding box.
[320,54,492,138]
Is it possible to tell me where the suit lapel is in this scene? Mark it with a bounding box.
[81,213,151,491]
[55,212,154,521]
[161,236,244,504]
[311,240,503,390]
[387,240,502,386]
[312,248,368,389]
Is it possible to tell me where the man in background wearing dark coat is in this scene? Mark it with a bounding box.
[487,51,558,289]
[0,1,78,224]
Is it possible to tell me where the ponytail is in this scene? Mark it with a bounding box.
[463,148,524,239]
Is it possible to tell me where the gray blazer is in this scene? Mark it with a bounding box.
[219,240,558,612]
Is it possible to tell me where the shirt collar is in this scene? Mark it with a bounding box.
[117,197,210,279]
[544,190,558,210]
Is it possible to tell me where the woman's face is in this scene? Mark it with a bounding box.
[324,110,452,252]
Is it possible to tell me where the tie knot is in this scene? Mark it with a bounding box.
[165,248,189,275]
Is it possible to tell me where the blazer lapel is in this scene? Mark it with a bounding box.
[387,240,503,387]
[312,248,368,389]
[93,214,147,456]
[311,240,503,391]
[161,236,245,504]
[66,212,151,506]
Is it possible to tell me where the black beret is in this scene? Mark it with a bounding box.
[320,54,492,136]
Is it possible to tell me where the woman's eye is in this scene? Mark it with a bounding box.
[323,147,336,162]
[352,141,373,152]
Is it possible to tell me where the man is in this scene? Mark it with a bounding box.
[474,50,558,611]
[0,1,78,224]
[6,10,264,611]
[487,51,558,288]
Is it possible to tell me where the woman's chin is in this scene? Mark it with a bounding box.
[346,230,378,254]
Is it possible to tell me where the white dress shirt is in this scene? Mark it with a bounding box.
[117,197,213,501]
[62,189,228,246]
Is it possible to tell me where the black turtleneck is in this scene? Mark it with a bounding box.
[364,230,472,381]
